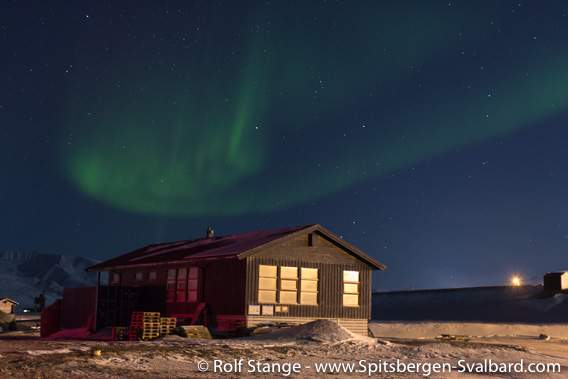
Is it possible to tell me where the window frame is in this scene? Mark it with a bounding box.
[187,267,200,303]
[148,271,157,281]
[300,267,319,305]
[279,266,298,305]
[343,270,360,307]
[258,265,319,305]
[167,269,176,302]
[258,265,278,303]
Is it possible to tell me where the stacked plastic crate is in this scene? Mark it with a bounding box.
[160,317,177,336]
[129,312,161,341]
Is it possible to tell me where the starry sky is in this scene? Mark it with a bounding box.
[2,1,568,291]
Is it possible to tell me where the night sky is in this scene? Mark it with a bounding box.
[2,1,568,291]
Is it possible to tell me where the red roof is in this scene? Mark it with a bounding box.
[87,225,312,271]
[87,224,386,271]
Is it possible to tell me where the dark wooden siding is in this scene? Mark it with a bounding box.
[254,233,364,265]
[108,268,168,287]
[61,286,97,329]
[107,258,247,318]
[245,233,373,319]
[166,258,247,316]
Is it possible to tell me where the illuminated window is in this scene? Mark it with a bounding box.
[343,270,359,306]
[280,266,298,304]
[258,265,318,305]
[300,268,318,305]
[187,267,200,302]
[258,265,277,303]
[135,272,143,281]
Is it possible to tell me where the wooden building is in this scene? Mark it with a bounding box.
[543,271,568,292]
[85,224,386,335]
[0,298,19,314]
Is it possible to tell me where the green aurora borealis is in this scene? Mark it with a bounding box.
[61,2,568,216]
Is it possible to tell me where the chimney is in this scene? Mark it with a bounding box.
[206,226,214,238]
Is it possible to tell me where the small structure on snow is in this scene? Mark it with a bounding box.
[0,298,19,331]
[0,298,19,314]
[543,271,568,292]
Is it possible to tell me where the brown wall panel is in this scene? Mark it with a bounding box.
[246,256,372,320]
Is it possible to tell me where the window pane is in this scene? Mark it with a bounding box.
[149,271,157,280]
[176,290,186,302]
[259,265,277,277]
[279,291,298,304]
[344,283,359,294]
[189,267,199,278]
[167,269,176,279]
[281,279,297,290]
[259,290,276,303]
[167,290,175,302]
[188,279,198,290]
[177,268,187,279]
[187,290,197,302]
[135,272,142,281]
[302,280,318,292]
[259,278,277,290]
[343,271,359,282]
[343,294,359,306]
[281,266,298,279]
[301,292,318,305]
[301,268,318,279]
[177,280,187,289]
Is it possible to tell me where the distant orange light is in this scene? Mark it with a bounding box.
[512,277,521,286]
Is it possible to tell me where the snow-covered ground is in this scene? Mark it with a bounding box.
[2,320,568,378]
[1,255,568,377]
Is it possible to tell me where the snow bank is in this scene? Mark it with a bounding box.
[247,319,359,343]
[369,321,568,339]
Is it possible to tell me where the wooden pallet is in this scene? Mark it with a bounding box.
[250,322,296,336]
[130,312,163,340]
[131,312,160,323]
[159,317,177,336]
[129,327,142,341]
[161,317,177,325]
[160,326,175,336]
[141,332,160,339]
[179,325,212,339]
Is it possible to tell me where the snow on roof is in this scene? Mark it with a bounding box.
[87,225,311,271]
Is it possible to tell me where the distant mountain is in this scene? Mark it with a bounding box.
[0,251,100,310]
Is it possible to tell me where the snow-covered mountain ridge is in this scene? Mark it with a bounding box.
[0,251,100,309]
